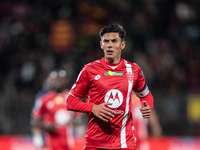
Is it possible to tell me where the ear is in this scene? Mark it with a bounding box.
[121,41,126,50]
[100,41,103,49]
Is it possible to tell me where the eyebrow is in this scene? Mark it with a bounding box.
[103,38,118,41]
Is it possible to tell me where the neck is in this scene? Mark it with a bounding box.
[105,57,121,64]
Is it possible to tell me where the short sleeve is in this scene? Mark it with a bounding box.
[69,65,90,99]
[133,65,146,92]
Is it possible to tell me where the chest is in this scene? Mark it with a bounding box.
[45,96,66,113]
[89,68,137,92]
[43,98,72,125]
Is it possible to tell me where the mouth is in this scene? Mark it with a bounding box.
[107,50,113,55]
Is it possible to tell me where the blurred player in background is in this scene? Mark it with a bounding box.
[30,69,75,150]
[132,93,162,150]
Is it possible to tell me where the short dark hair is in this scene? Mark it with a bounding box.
[99,24,126,41]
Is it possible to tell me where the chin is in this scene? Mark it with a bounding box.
[106,55,114,59]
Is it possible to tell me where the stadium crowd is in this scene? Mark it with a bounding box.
[0,0,200,137]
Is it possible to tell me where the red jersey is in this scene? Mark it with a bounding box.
[67,57,153,149]
[32,90,74,150]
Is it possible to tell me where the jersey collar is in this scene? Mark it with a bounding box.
[101,57,123,70]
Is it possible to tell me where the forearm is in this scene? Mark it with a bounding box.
[139,92,154,109]
[66,94,94,112]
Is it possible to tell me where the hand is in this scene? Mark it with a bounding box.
[139,101,151,118]
[44,124,57,134]
[92,103,115,122]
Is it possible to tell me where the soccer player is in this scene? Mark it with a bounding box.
[31,69,75,150]
[66,24,154,150]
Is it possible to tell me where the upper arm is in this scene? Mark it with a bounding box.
[133,65,146,94]
[69,66,91,99]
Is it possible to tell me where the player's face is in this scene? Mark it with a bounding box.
[46,70,68,93]
[100,32,125,64]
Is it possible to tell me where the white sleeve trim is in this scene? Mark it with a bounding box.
[69,93,82,100]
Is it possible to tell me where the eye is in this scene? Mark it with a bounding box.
[104,40,109,43]
[112,39,117,43]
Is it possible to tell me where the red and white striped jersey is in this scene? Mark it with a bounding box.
[68,57,152,149]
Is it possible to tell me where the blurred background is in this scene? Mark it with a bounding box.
[0,0,200,149]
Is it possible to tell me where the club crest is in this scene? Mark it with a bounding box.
[126,72,134,82]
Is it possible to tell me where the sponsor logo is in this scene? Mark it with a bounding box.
[54,109,71,125]
[114,110,124,114]
[55,96,64,104]
[104,89,123,108]
[47,101,55,109]
[141,70,144,76]
[94,75,101,80]
[104,70,124,76]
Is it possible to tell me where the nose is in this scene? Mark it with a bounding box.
[107,41,112,47]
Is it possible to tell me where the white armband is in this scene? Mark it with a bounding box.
[135,85,149,98]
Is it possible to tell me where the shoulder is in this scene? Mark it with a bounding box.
[122,59,141,70]
[82,59,102,71]
[38,91,57,103]
[75,60,101,81]
[32,92,51,111]
[84,59,101,67]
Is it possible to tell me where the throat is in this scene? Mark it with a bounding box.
[106,57,120,64]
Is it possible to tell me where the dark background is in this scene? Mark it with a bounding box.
[0,0,200,136]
